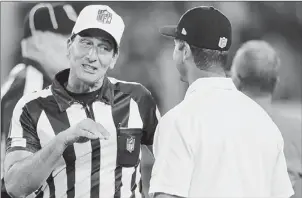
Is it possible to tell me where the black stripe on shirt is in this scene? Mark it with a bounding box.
[114,167,123,198]
[139,166,142,194]
[90,139,101,198]
[35,190,44,198]
[63,147,76,198]
[34,185,44,198]
[88,103,101,198]
[6,98,43,154]
[46,109,76,198]
[112,91,131,198]
[130,162,139,198]
[47,174,56,198]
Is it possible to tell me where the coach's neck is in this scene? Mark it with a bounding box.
[187,63,226,86]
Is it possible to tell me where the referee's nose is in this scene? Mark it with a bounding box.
[86,47,98,63]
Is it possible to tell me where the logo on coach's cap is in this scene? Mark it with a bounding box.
[181,28,187,35]
[97,9,112,24]
[218,37,228,49]
[159,6,232,51]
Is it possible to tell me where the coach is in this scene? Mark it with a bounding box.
[149,6,294,198]
[4,5,159,198]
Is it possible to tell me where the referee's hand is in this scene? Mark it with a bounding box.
[62,118,110,145]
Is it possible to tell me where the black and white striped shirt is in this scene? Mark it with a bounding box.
[6,69,160,198]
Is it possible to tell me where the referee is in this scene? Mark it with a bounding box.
[4,4,159,198]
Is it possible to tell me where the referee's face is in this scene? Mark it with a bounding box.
[67,34,117,85]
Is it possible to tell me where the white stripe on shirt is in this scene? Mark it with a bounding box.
[37,109,67,198]
[128,98,143,128]
[66,103,92,198]
[93,101,117,197]
[10,87,52,138]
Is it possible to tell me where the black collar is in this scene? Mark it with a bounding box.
[51,69,113,112]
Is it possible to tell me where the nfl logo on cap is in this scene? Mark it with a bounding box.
[218,37,228,49]
[97,9,112,24]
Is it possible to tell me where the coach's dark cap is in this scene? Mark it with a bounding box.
[23,3,78,39]
[160,6,232,51]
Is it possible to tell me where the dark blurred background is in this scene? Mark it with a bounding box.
[2,1,302,113]
[1,1,301,197]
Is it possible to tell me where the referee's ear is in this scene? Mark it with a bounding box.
[109,51,119,69]
[67,34,76,47]
[66,40,71,58]
[66,34,74,58]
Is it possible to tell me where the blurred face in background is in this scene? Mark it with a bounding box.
[230,40,279,94]
[21,31,71,80]
[67,29,117,86]
[173,39,189,82]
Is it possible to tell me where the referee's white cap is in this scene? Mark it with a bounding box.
[72,5,125,46]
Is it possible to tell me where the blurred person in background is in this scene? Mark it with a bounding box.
[149,6,294,198]
[1,2,77,142]
[3,4,159,198]
[231,40,302,198]
[1,3,78,198]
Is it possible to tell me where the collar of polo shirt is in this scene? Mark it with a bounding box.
[185,77,237,98]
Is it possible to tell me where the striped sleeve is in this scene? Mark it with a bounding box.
[138,87,160,145]
[6,95,42,154]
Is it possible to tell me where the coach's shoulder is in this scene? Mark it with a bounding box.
[108,77,153,99]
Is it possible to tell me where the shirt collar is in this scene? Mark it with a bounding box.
[51,69,113,112]
[185,77,237,98]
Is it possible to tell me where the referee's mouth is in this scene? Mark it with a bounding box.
[82,64,98,73]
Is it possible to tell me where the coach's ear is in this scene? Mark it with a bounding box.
[183,41,192,62]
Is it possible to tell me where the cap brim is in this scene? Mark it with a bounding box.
[159,25,177,38]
